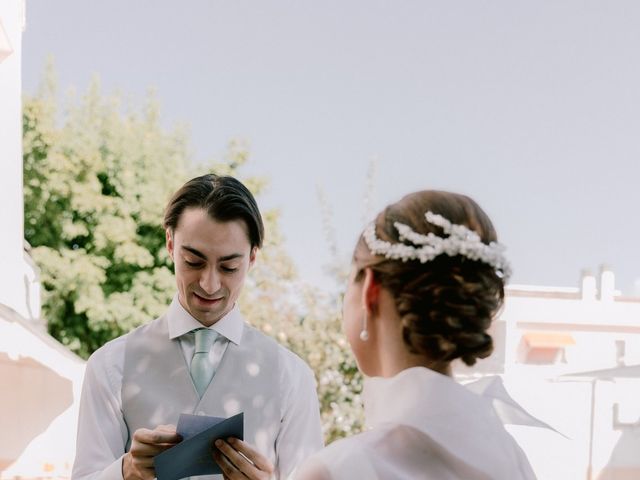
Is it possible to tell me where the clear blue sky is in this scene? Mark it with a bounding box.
[22,0,640,294]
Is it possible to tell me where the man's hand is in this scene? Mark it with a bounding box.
[123,425,182,480]
[213,437,275,480]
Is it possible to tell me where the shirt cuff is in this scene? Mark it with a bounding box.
[99,455,125,480]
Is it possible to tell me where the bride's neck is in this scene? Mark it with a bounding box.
[374,313,452,378]
[378,350,452,378]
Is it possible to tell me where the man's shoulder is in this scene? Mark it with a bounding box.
[276,342,314,379]
[242,323,314,379]
[241,322,279,345]
[87,315,166,366]
[128,313,168,336]
[87,332,127,365]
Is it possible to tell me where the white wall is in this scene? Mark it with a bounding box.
[0,309,85,479]
[0,0,28,319]
[497,291,640,480]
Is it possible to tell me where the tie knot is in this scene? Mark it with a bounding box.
[193,328,218,353]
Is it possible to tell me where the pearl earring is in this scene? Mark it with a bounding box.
[360,310,369,341]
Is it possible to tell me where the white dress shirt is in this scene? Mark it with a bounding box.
[72,297,323,480]
[294,367,537,480]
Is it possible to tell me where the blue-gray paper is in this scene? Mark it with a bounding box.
[154,412,244,480]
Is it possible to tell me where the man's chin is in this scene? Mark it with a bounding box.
[188,301,227,325]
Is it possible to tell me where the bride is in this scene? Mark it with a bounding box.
[294,190,536,479]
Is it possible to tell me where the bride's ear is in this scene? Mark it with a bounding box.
[361,268,381,316]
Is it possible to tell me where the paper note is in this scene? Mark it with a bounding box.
[154,412,244,480]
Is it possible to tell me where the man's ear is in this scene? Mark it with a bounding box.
[248,247,258,268]
[165,229,174,261]
[361,268,381,316]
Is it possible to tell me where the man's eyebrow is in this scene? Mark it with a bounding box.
[218,253,244,262]
[181,246,207,260]
[181,247,244,263]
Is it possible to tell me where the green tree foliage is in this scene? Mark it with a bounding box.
[24,67,242,357]
[23,65,363,442]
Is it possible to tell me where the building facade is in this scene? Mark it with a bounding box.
[1,3,85,479]
[456,268,640,480]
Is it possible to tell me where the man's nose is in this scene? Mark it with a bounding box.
[199,267,221,295]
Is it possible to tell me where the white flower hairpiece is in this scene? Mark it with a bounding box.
[362,211,512,280]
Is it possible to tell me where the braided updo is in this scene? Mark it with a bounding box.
[354,190,505,367]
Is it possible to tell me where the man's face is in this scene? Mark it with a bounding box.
[166,207,256,326]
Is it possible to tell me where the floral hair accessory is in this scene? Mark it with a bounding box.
[362,211,512,280]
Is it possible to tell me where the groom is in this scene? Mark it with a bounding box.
[72,174,323,480]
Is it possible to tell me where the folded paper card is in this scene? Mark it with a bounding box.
[154,412,244,480]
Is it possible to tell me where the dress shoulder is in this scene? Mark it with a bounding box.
[300,423,518,480]
[300,431,379,480]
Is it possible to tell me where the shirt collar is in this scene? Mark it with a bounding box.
[363,367,481,429]
[166,295,244,345]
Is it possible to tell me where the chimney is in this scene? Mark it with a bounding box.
[580,269,597,301]
[599,264,615,302]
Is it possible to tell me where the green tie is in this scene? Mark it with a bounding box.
[190,328,218,397]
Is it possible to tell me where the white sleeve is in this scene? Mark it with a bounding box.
[274,349,324,479]
[71,339,128,480]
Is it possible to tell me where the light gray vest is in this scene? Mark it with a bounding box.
[121,314,281,474]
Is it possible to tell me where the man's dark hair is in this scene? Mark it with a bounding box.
[163,174,264,249]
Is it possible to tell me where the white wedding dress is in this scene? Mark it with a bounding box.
[294,367,539,480]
